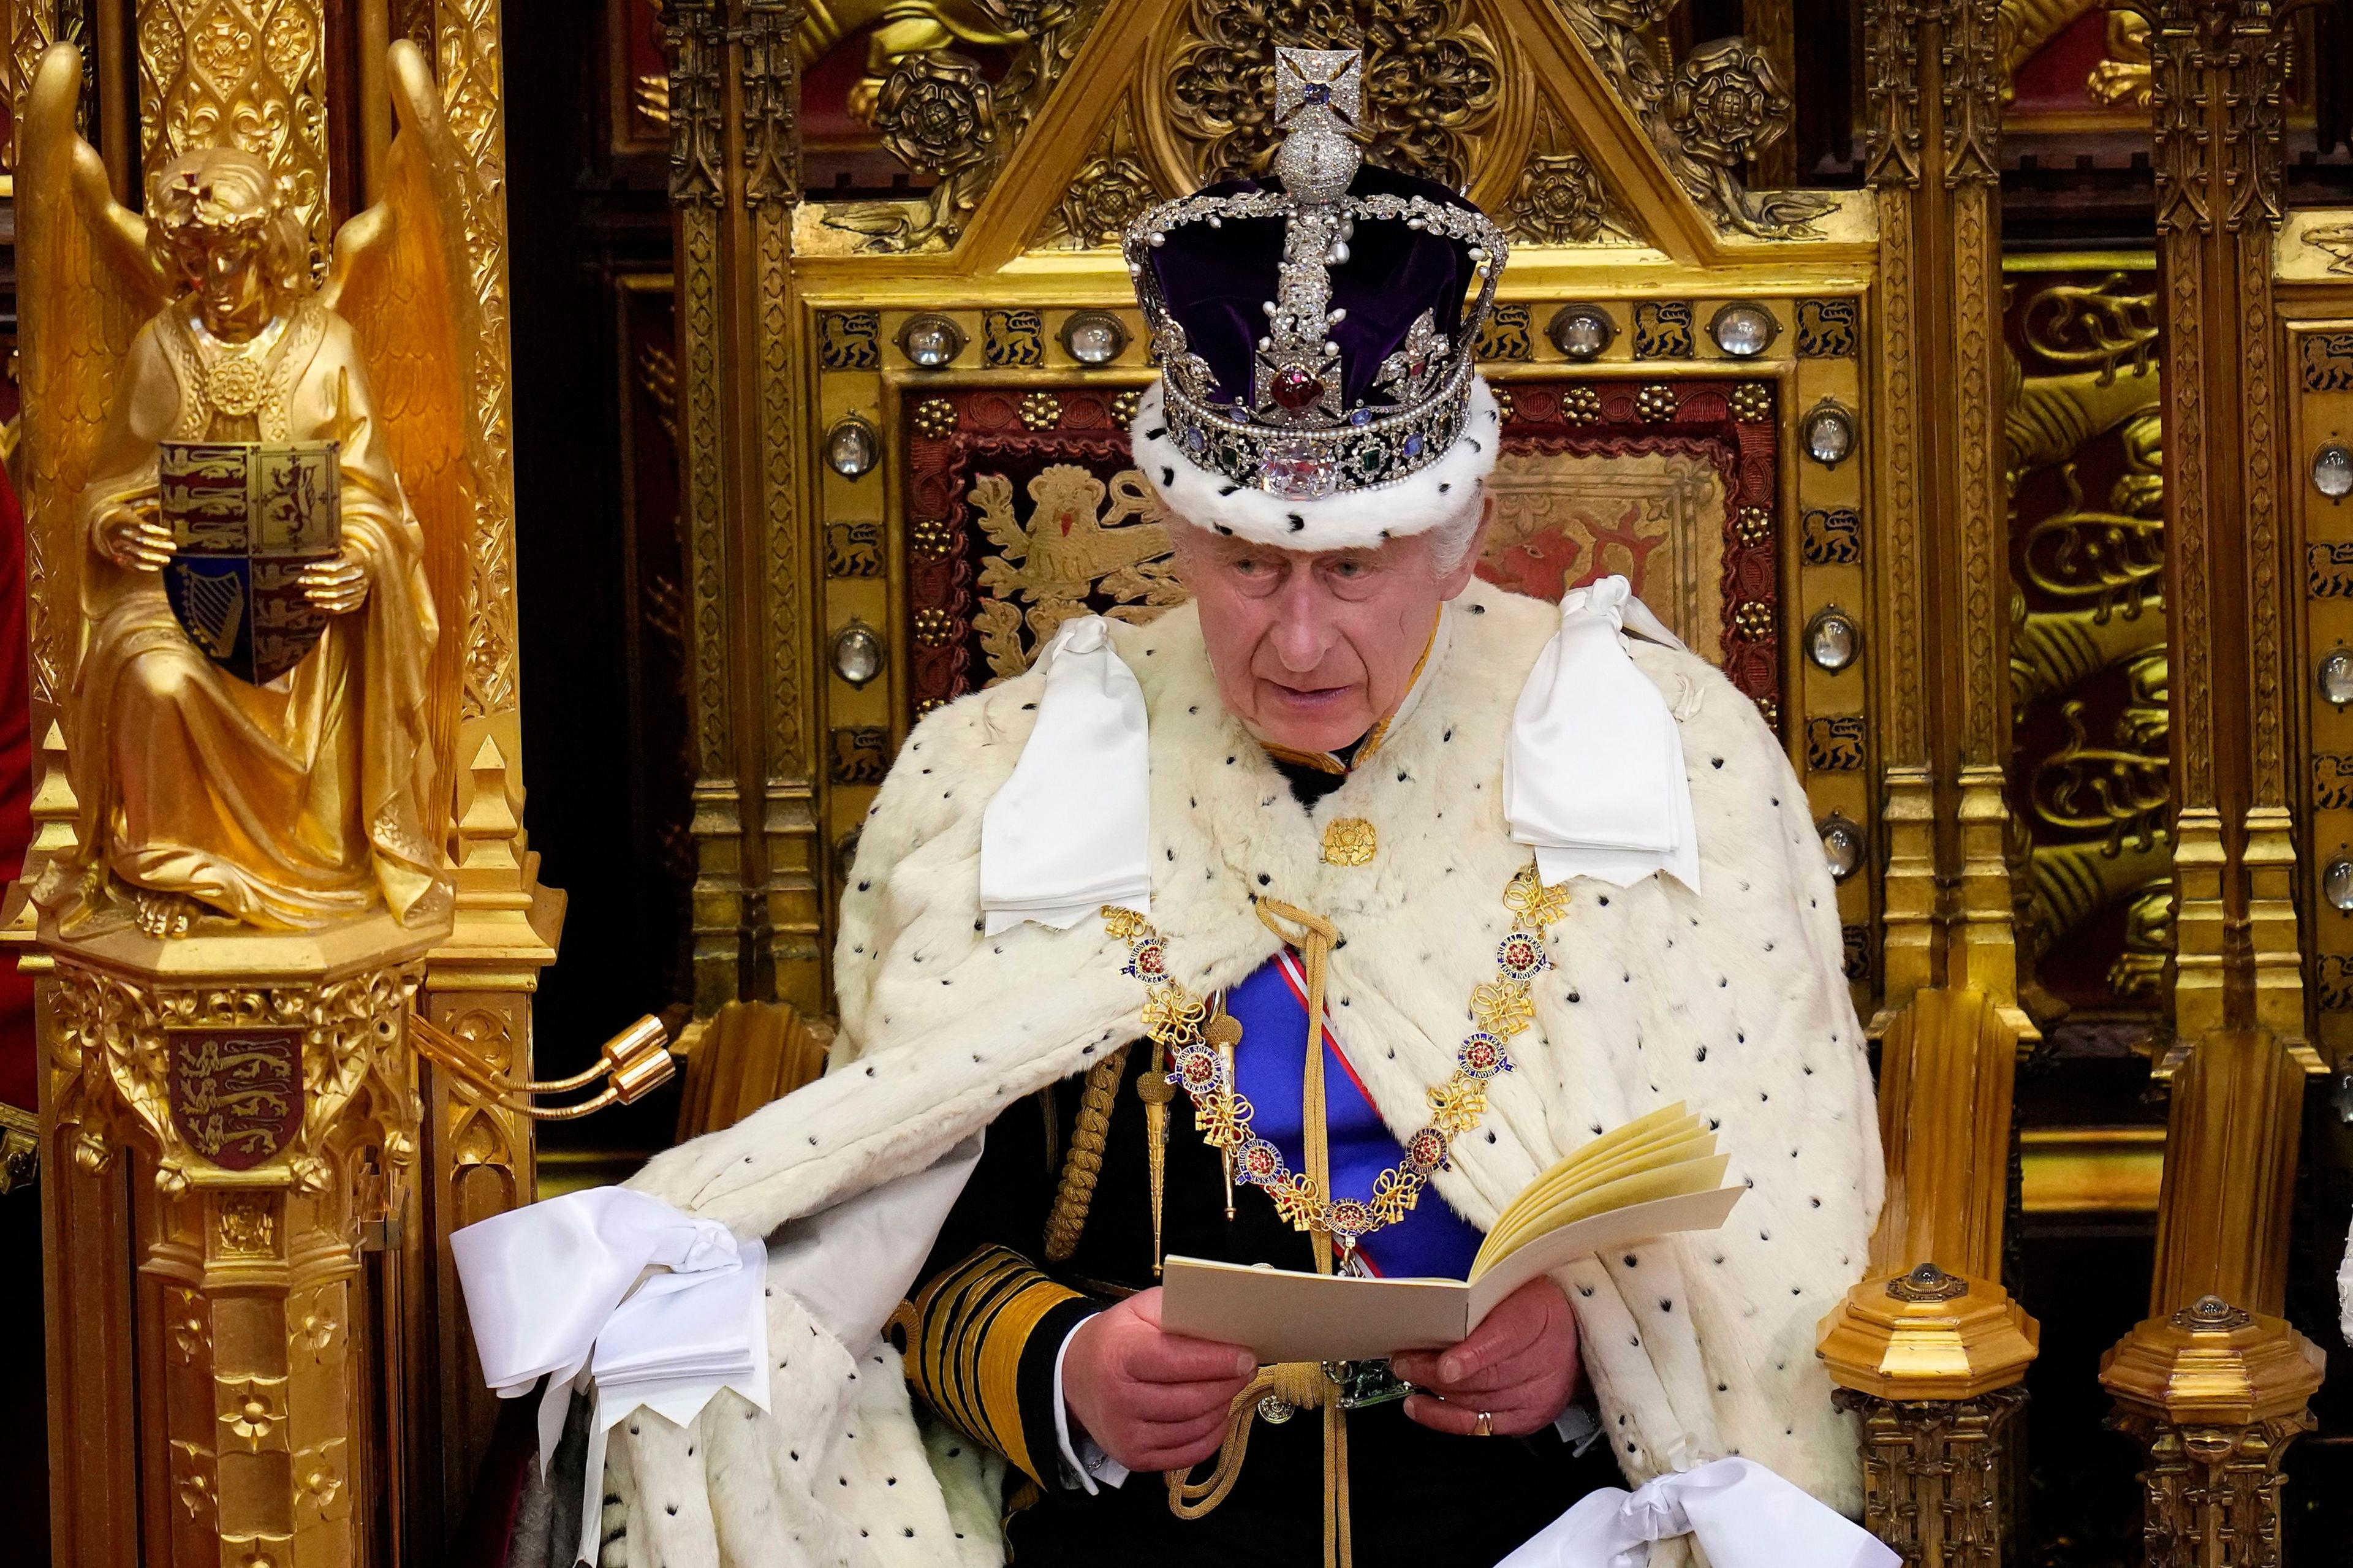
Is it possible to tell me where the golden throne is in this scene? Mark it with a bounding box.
[6,0,2351,1561]
[640,1,2347,1562]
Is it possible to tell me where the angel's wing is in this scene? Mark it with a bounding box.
[323,38,485,843]
[16,43,170,709]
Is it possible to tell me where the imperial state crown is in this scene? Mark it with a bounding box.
[1124,47,1508,515]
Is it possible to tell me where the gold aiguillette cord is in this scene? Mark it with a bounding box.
[1167,900,1352,1568]
[1262,899,1352,1568]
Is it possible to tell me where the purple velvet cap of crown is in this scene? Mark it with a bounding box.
[1146,162,1481,414]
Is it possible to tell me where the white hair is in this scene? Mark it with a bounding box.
[1425,483,1488,574]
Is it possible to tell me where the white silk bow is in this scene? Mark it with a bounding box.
[1504,575,1699,892]
[980,613,1153,935]
[1498,1457,1898,1568]
[452,1189,771,1564]
[453,1143,991,1565]
[453,1187,744,1398]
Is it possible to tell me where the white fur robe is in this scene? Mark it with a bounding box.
[596,579,1884,1568]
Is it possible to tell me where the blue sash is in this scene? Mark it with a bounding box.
[1222,953,1484,1280]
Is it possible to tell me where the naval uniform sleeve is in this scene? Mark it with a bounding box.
[894,1085,1103,1490]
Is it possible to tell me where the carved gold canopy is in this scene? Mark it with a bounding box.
[663,0,1890,1021]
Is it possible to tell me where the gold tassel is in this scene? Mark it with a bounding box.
[1140,1037,1173,1276]
[1042,1046,1127,1263]
[1205,998,1243,1221]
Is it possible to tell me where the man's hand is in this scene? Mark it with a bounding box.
[1390,1276,1581,1437]
[100,501,175,572]
[300,550,371,615]
[1061,1287,1256,1474]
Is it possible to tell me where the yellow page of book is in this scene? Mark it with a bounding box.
[1471,1104,1715,1274]
[1471,1152,1729,1282]
[1479,1121,1714,1257]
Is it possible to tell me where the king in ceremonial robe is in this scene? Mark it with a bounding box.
[464,48,1884,1568]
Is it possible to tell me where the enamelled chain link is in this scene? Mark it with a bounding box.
[1101,862,1572,1256]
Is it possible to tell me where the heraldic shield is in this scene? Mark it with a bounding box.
[165,1026,305,1171]
[159,440,341,684]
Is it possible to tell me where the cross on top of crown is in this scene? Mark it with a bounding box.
[1273,47,1362,130]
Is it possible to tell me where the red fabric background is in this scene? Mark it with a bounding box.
[0,465,38,1110]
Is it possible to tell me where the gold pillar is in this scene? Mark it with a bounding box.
[7,8,85,915]
[746,2,822,1020]
[39,978,140,1568]
[415,733,559,1539]
[1819,992,2040,1567]
[1863,0,2017,1019]
[2096,0,2328,1559]
[1839,1378,2029,1567]
[44,928,434,1568]
[20,4,559,1559]
[1819,0,2037,1557]
[403,0,567,1531]
[665,0,745,1014]
[2101,1023,2325,1564]
[2103,1298,2319,1568]
[664,0,818,1018]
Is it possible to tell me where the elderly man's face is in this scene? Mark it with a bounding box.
[1172,499,1490,754]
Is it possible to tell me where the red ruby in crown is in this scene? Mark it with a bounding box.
[1271,365,1324,411]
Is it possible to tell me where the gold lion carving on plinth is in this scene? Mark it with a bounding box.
[18,40,483,942]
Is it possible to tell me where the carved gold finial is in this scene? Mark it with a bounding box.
[26,720,80,868]
[457,735,525,885]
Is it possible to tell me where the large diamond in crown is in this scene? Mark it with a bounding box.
[1124,47,1508,504]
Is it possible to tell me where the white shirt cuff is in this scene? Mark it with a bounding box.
[1554,1401,1603,1455]
[1050,1314,1130,1493]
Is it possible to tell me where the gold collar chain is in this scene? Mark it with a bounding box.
[1102,861,1572,1260]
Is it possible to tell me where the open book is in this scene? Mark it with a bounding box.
[1161,1103,1743,1364]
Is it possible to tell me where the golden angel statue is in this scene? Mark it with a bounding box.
[16,40,481,939]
